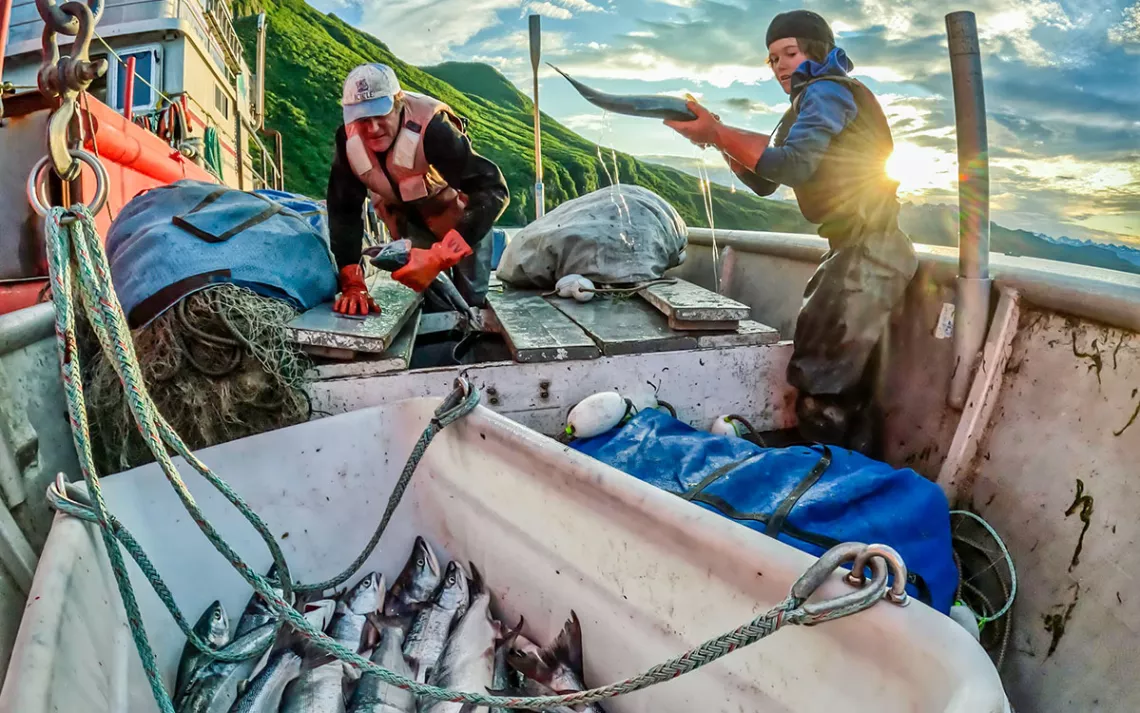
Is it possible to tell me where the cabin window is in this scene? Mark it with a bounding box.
[215,85,231,120]
[108,46,162,114]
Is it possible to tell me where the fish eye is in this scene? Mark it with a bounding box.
[417,557,425,566]
[447,574,456,585]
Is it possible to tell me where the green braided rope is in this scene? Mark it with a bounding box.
[60,209,297,603]
[45,207,178,712]
[46,484,273,664]
[295,385,478,594]
[42,206,889,712]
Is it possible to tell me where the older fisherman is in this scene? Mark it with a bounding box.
[326,63,509,315]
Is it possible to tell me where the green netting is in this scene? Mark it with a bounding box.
[80,284,312,473]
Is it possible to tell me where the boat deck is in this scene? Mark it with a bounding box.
[290,275,780,380]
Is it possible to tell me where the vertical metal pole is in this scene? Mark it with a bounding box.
[529,14,544,220]
[947,11,990,280]
[0,0,13,86]
[945,11,993,409]
[123,56,136,120]
[254,12,267,131]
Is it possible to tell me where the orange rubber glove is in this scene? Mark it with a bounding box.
[391,229,472,292]
[665,100,769,169]
[332,264,380,315]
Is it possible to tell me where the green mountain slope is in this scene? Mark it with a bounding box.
[232,0,811,231]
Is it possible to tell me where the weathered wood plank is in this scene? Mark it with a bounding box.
[311,309,422,380]
[548,296,697,356]
[667,315,740,331]
[288,277,421,356]
[640,279,750,322]
[695,320,781,348]
[486,289,599,363]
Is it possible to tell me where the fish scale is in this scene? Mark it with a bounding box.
[227,648,301,713]
[175,623,277,713]
[281,660,346,713]
[349,624,415,713]
[330,572,385,654]
[419,585,496,713]
[403,561,468,683]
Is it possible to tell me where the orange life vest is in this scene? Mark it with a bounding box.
[344,92,467,238]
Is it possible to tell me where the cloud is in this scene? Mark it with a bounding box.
[559,113,610,133]
[658,88,705,100]
[525,2,573,20]
[523,0,605,19]
[556,0,606,12]
[355,0,519,65]
[721,97,783,114]
[1109,2,1140,49]
[477,29,567,54]
[552,50,770,86]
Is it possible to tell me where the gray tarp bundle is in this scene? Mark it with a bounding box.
[497,185,687,288]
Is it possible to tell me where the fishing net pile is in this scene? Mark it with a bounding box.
[79,285,313,474]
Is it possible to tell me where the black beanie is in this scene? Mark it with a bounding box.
[766,10,835,48]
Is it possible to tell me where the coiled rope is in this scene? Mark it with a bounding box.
[43,205,898,712]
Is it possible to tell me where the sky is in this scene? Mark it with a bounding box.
[313,0,1140,244]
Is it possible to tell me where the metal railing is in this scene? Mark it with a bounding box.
[245,118,282,191]
[202,0,242,74]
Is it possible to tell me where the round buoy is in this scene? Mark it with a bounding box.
[566,391,629,438]
[710,415,744,437]
[555,274,595,303]
[948,603,981,641]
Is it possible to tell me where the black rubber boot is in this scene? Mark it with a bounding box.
[795,393,852,447]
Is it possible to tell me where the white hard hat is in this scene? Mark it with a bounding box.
[342,63,402,125]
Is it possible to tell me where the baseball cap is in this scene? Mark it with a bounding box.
[342,64,402,125]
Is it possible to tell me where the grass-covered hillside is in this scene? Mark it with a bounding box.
[232,0,812,231]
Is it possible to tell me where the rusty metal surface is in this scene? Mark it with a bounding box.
[0,103,53,281]
[966,310,1140,711]
[312,341,797,437]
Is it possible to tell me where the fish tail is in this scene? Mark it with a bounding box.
[468,562,485,598]
[497,616,524,650]
[549,611,585,679]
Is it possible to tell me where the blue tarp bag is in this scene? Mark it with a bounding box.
[571,409,957,613]
[107,180,337,328]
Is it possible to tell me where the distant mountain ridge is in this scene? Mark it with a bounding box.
[645,156,1140,276]
[897,203,1140,276]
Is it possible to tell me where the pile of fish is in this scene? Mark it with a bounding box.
[174,537,607,713]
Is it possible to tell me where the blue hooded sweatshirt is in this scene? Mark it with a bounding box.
[756,47,859,187]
